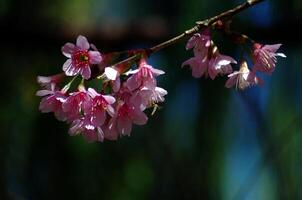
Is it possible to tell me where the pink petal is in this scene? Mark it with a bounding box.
[87,88,99,98]
[263,44,282,53]
[185,33,201,50]
[191,59,208,78]
[155,87,168,98]
[126,75,140,91]
[96,127,104,142]
[130,93,143,109]
[39,97,54,113]
[37,76,51,84]
[217,55,237,65]
[89,51,102,64]
[36,90,53,97]
[76,35,90,50]
[117,117,132,136]
[104,118,118,140]
[81,66,91,80]
[66,65,81,77]
[208,66,218,80]
[151,68,165,76]
[276,53,286,58]
[62,43,75,58]
[103,95,116,104]
[125,69,139,75]
[112,78,121,92]
[91,110,106,126]
[106,105,115,117]
[132,109,148,125]
[63,59,72,72]
[69,119,83,135]
[225,74,238,88]
[142,79,157,90]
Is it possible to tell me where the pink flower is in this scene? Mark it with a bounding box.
[62,88,90,122]
[183,29,236,79]
[84,88,115,127]
[36,88,67,121]
[69,118,104,142]
[182,49,236,79]
[186,29,211,58]
[126,58,165,91]
[37,74,65,89]
[182,56,208,78]
[225,61,263,90]
[62,35,102,79]
[138,86,168,109]
[182,29,211,78]
[208,54,237,80]
[105,100,148,139]
[253,43,286,74]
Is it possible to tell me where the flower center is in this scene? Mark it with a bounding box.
[72,50,90,68]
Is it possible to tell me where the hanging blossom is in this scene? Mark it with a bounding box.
[182,29,285,90]
[37,74,65,90]
[253,43,286,75]
[36,85,67,121]
[225,61,263,90]
[182,29,237,79]
[62,35,102,79]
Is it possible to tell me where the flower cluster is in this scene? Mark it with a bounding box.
[37,35,167,142]
[37,27,285,142]
[182,29,286,90]
[36,1,286,143]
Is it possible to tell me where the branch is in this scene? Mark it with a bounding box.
[97,0,265,76]
[150,0,265,53]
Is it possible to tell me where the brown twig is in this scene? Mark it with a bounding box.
[96,0,265,77]
[149,0,264,53]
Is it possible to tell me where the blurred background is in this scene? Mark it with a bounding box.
[1,0,301,199]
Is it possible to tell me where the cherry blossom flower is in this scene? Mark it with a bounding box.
[36,88,67,121]
[183,44,236,79]
[182,56,208,78]
[182,29,211,78]
[105,100,148,139]
[186,29,211,58]
[37,74,65,89]
[253,43,286,74]
[62,35,102,79]
[137,86,168,109]
[126,58,165,91]
[84,88,115,127]
[225,61,263,90]
[208,53,237,80]
[183,29,236,79]
[69,117,104,142]
[62,88,90,122]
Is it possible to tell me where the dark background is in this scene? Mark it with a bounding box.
[1,0,301,199]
